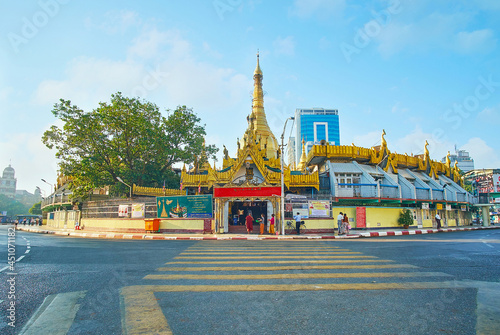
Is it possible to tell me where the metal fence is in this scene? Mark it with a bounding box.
[81,197,157,218]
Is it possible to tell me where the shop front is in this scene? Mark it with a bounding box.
[213,186,281,233]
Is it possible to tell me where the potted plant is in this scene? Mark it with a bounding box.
[397,208,414,229]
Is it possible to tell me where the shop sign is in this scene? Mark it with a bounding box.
[421,203,429,209]
[446,204,452,211]
[213,186,281,198]
[157,195,213,218]
[308,200,330,217]
[436,203,443,210]
[461,205,467,211]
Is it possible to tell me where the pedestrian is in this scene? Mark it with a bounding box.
[337,212,344,235]
[269,213,276,235]
[343,213,350,235]
[294,212,302,235]
[245,211,254,234]
[259,213,266,235]
[435,213,441,229]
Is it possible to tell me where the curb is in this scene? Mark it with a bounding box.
[14,225,500,241]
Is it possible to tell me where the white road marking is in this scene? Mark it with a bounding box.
[19,291,86,335]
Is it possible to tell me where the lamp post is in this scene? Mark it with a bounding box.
[116,177,132,198]
[280,117,294,235]
[41,179,55,207]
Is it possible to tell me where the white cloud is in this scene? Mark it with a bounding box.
[454,29,496,53]
[84,10,140,35]
[373,12,496,57]
[0,127,59,193]
[477,105,500,124]
[273,36,295,56]
[128,29,190,60]
[389,126,454,160]
[352,131,381,148]
[462,137,500,169]
[290,0,345,18]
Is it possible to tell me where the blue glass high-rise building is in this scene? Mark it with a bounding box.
[294,108,340,165]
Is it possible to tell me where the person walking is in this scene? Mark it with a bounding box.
[259,213,266,235]
[245,211,254,234]
[337,212,344,235]
[435,213,441,229]
[294,212,302,235]
[343,213,350,235]
[269,213,276,235]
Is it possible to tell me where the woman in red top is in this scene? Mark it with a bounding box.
[245,212,254,234]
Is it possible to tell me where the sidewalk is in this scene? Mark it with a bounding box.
[14,224,500,240]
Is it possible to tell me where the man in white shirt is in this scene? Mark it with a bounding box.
[435,213,441,229]
[293,212,302,235]
[337,212,344,235]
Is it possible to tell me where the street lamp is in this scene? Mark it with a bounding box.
[116,177,132,198]
[280,116,294,235]
[41,179,55,207]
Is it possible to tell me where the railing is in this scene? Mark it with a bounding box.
[41,193,72,208]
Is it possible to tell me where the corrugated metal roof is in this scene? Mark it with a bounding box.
[398,169,415,180]
[328,162,363,174]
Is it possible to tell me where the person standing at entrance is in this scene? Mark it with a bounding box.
[294,212,302,235]
[435,213,441,229]
[269,213,275,235]
[245,211,254,234]
[259,213,266,234]
[343,213,350,235]
[337,212,344,235]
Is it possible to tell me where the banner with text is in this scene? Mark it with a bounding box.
[157,195,213,218]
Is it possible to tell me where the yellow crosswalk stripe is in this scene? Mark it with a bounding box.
[156,264,418,272]
[166,259,393,265]
[179,250,357,255]
[174,255,377,259]
[144,272,450,280]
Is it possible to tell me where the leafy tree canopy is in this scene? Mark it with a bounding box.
[29,202,42,215]
[0,195,30,216]
[43,92,218,198]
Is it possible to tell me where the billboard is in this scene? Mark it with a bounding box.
[157,195,213,218]
[308,200,330,217]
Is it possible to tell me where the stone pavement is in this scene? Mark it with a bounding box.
[14,224,500,240]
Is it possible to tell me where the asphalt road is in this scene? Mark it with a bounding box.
[0,225,499,335]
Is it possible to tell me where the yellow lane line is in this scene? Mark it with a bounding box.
[166,259,393,265]
[156,264,418,271]
[179,251,360,255]
[347,239,500,243]
[144,272,450,280]
[174,255,376,259]
[120,287,172,335]
[185,247,340,250]
[120,281,467,334]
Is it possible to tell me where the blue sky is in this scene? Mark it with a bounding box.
[1,0,500,194]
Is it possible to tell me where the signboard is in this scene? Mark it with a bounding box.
[476,174,494,193]
[213,187,281,198]
[446,204,452,211]
[461,205,467,212]
[308,200,330,217]
[436,204,443,210]
[494,174,500,192]
[356,207,366,228]
[421,203,429,210]
[118,205,129,217]
[157,195,213,218]
[131,203,145,218]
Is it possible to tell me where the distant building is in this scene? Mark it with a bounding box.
[441,147,474,173]
[295,108,340,165]
[0,165,17,198]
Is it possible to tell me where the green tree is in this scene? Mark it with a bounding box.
[29,202,42,215]
[0,195,30,216]
[42,92,217,198]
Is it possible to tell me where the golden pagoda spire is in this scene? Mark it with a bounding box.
[297,138,307,171]
[239,51,279,158]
